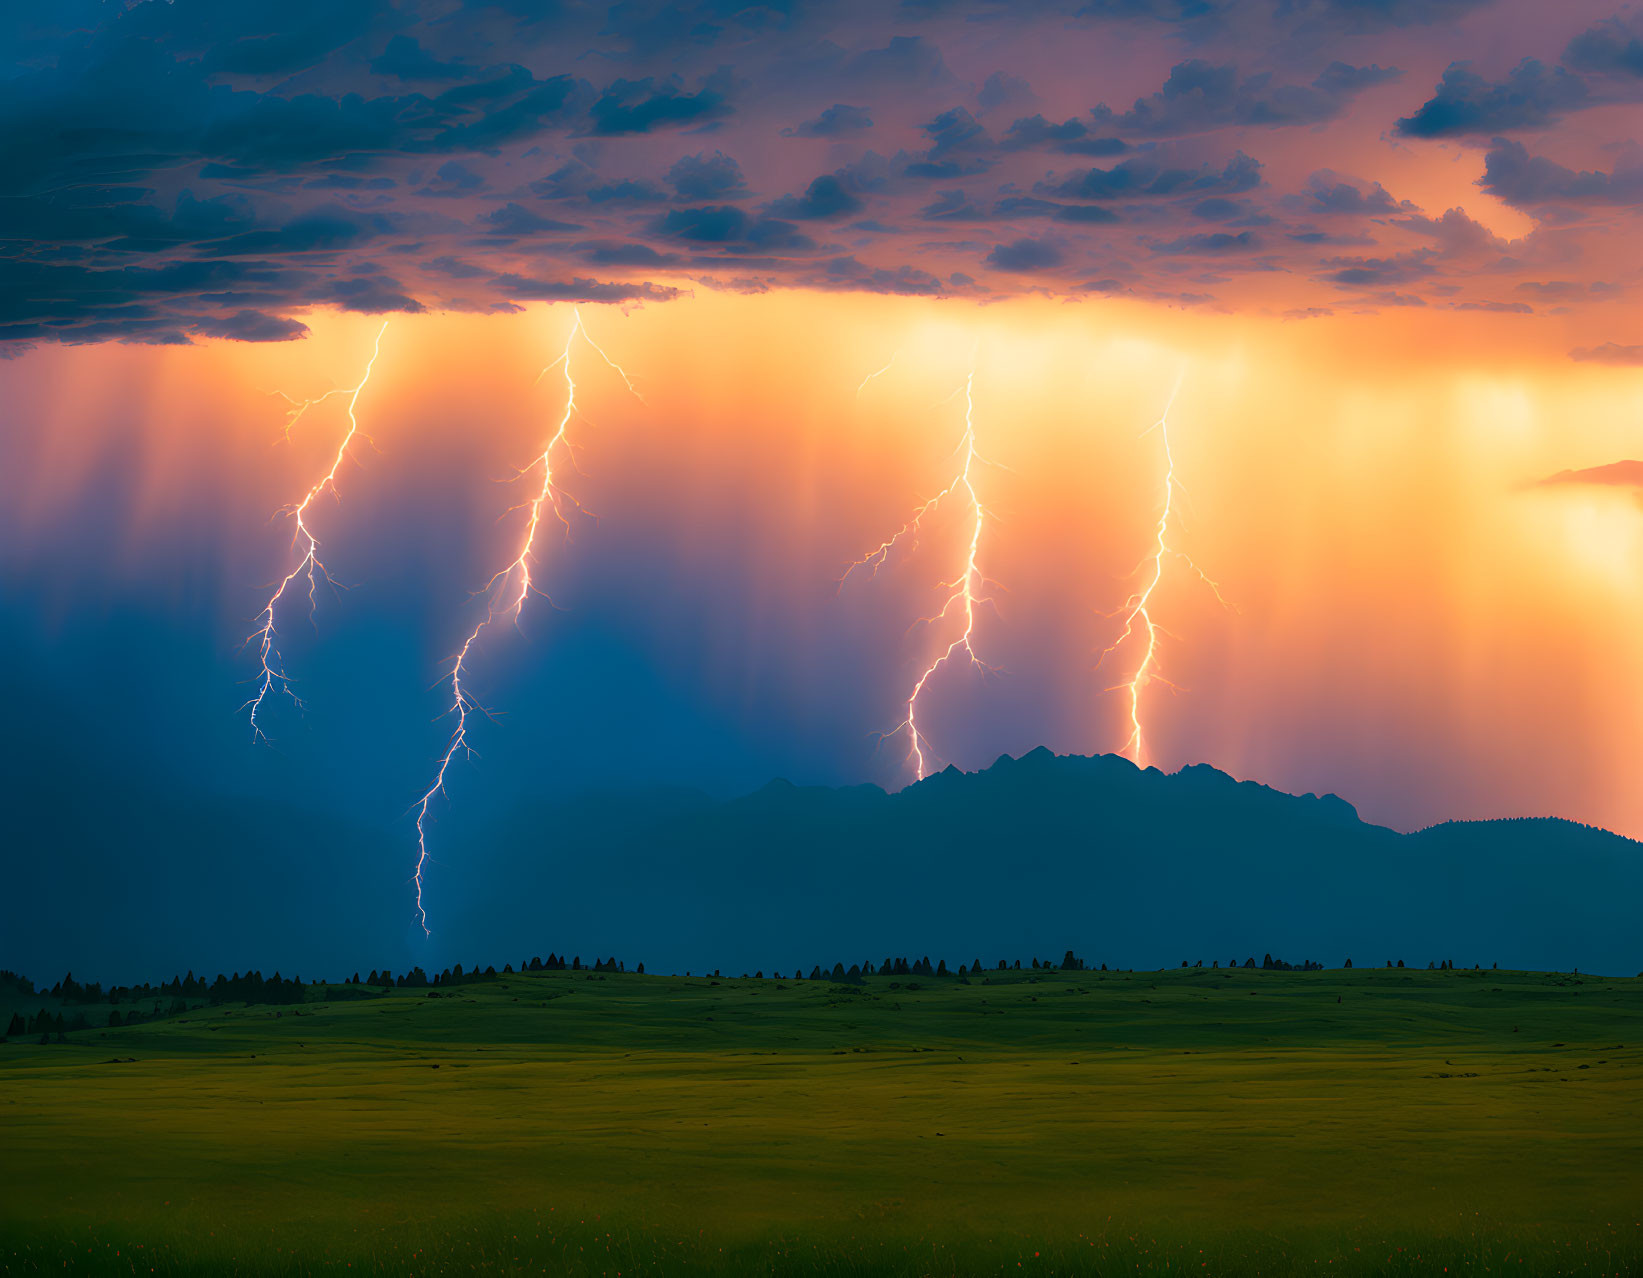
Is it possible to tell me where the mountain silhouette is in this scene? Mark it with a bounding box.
[445,748,1642,977]
[8,746,1639,980]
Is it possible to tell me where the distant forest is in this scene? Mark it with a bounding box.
[2,950,1511,1044]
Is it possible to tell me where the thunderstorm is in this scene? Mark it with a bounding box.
[1099,381,1231,768]
[409,308,642,933]
[242,320,390,741]
[844,368,996,782]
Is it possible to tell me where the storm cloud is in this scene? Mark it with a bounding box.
[0,0,1634,344]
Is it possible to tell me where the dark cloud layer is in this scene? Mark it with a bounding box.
[783,103,875,137]
[1396,60,1589,136]
[1570,342,1643,364]
[1398,15,1643,137]
[0,0,1637,346]
[1481,140,1643,207]
[1093,60,1401,136]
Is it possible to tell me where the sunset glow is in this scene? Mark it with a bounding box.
[6,296,1641,844]
[4,0,1641,956]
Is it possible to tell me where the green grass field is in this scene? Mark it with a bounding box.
[1,965,1639,1276]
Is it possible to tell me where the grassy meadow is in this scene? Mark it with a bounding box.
[1,964,1639,1276]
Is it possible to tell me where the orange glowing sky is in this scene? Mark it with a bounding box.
[4,291,1641,843]
[7,0,1643,907]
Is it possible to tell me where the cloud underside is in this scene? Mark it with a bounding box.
[0,0,1638,347]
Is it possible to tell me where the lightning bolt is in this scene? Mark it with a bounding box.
[409,307,640,934]
[855,351,899,398]
[1098,378,1230,768]
[843,369,995,782]
[242,320,389,741]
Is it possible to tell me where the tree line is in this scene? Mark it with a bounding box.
[1,949,1518,1045]
[342,954,639,990]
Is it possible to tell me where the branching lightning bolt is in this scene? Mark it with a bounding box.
[1098,378,1230,768]
[844,369,995,782]
[243,320,389,741]
[409,308,640,934]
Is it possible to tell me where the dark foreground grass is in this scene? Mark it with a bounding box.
[2,966,1639,1275]
[6,1214,1640,1277]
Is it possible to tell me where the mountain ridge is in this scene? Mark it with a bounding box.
[8,747,1639,980]
[443,748,1640,977]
